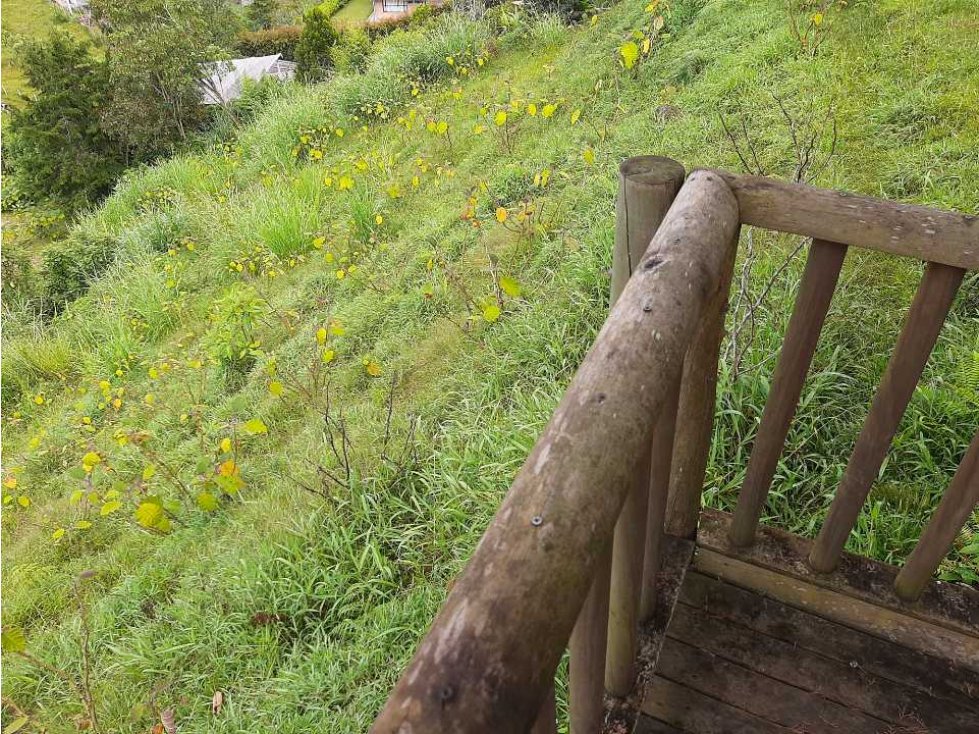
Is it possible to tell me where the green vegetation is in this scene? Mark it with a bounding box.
[0,0,92,105]
[2,1,977,732]
[332,0,372,25]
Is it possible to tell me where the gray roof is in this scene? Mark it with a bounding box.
[200,54,297,105]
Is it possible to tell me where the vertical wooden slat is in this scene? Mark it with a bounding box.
[895,432,979,601]
[640,376,680,621]
[530,684,558,734]
[809,262,965,573]
[570,546,612,734]
[570,156,685,725]
[729,239,848,547]
[665,227,740,538]
[605,156,685,698]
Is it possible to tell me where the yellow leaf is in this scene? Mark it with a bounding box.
[3,477,16,489]
[52,528,66,540]
[33,394,45,405]
[17,495,31,508]
[813,12,824,25]
[135,501,163,528]
[482,304,502,323]
[541,103,556,118]
[322,349,336,364]
[364,360,382,377]
[269,381,283,397]
[338,176,354,190]
[70,489,85,505]
[620,41,640,70]
[196,492,219,511]
[499,276,522,298]
[220,437,233,453]
[75,520,93,530]
[243,418,268,435]
[218,459,237,477]
[496,207,508,223]
[142,464,156,481]
[570,108,581,125]
[494,110,508,126]
[583,147,596,165]
[527,103,537,116]
[316,327,328,345]
[375,213,384,225]
[82,452,101,469]
[144,393,155,405]
[436,121,448,135]
[100,500,122,516]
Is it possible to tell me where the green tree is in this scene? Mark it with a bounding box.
[295,7,338,82]
[93,0,237,158]
[247,0,277,31]
[4,32,126,208]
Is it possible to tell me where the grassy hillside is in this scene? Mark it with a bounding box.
[2,1,978,731]
[0,0,92,105]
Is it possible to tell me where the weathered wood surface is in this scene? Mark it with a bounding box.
[708,170,979,270]
[371,170,740,733]
[679,571,979,702]
[569,545,611,734]
[694,547,979,673]
[600,155,686,709]
[657,636,887,732]
[702,509,979,636]
[529,685,557,734]
[895,431,979,601]
[668,600,979,729]
[810,261,965,573]
[640,377,680,621]
[730,238,848,547]
[642,676,790,733]
[665,227,739,538]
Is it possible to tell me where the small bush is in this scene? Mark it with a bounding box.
[235,26,303,60]
[296,7,340,81]
[42,231,119,312]
[331,27,373,73]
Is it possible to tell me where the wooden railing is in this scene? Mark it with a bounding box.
[371,157,979,733]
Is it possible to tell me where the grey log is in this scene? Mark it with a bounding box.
[371,170,740,733]
[605,156,685,699]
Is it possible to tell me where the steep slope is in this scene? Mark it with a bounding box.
[2,1,977,731]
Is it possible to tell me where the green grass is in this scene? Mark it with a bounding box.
[332,0,373,24]
[2,1,978,731]
[0,0,93,105]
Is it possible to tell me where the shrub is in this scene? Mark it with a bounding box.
[296,7,340,82]
[235,26,303,60]
[330,27,372,73]
[42,231,119,312]
[318,0,351,16]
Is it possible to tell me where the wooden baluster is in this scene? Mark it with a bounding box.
[809,262,965,573]
[665,227,740,539]
[570,546,612,734]
[640,375,680,621]
[730,239,848,547]
[571,156,685,720]
[530,684,558,734]
[895,432,979,601]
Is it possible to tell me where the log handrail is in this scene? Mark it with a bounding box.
[373,161,978,733]
[371,167,739,732]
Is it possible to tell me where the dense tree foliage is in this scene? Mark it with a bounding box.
[4,33,126,208]
[295,7,338,82]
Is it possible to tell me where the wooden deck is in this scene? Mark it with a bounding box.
[624,512,979,734]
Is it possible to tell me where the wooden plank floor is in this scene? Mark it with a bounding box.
[636,570,979,733]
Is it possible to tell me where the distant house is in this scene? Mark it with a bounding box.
[200,54,297,106]
[369,0,428,22]
[53,0,89,14]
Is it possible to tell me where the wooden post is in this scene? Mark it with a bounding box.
[604,156,685,698]
[729,239,848,547]
[665,227,740,538]
[894,432,979,601]
[372,170,739,733]
[571,156,685,712]
[809,262,965,573]
[569,545,612,734]
[640,376,680,621]
[530,684,558,734]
